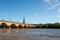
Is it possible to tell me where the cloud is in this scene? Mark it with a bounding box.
[47,0,60,9]
[45,0,51,3]
[51,0,59,3]
[44,0,52,5]
[47,3,60,10]
[44,0,59,3]
[43,0,60,19]
[43,0,60,10]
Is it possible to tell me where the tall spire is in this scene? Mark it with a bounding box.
[23,17,25,24]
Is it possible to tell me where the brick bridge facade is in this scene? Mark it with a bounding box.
[0,20,35,29]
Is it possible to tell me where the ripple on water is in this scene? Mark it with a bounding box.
[0,29,60,40]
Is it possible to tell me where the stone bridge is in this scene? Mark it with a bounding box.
[0,20,35,29]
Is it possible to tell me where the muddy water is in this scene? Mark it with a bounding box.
[0,29,60,40]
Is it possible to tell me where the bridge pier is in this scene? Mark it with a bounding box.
[9,26,11,29]
[17,26,19,29]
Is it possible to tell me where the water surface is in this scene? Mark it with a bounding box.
[0,29,60,40]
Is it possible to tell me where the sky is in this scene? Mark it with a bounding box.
[0,0,60,24]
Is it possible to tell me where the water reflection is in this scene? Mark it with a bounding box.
[0,29,60,40]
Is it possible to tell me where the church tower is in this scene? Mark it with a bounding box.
[23,17,25,24]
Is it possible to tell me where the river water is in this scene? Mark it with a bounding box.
[0,29,60,40]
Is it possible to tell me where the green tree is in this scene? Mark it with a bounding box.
[54,22,60,28]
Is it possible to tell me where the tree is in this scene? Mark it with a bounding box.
[46,24,54,28]
[54,22,60,28]
[39,24,43,28]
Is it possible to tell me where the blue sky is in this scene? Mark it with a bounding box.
[0,0,60,24]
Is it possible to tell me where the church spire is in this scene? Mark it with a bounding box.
[23,17,25,24]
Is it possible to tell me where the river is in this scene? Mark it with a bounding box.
[0,29,60,40]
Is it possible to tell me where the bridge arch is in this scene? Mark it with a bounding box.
[28,25,31,28]
[24,25,27,28]
[1,23,9,29]
[10,24,17,29]
[18,25,23,29]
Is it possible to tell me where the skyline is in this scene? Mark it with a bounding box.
[0,0,60,24]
